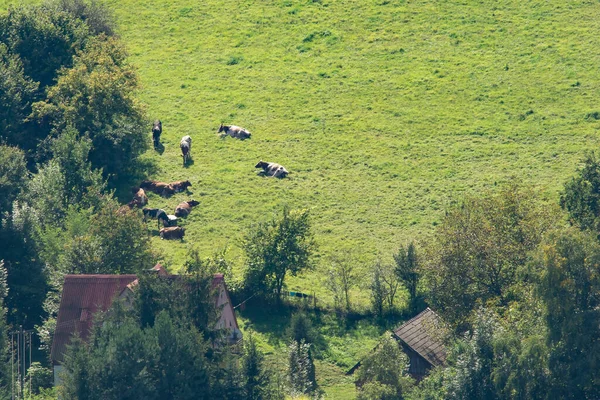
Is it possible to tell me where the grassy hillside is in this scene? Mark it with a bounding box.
[4,0,600,298]
[3,0,600,397]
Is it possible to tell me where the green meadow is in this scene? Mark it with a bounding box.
[3,0,600,396]
[5,0,600,286]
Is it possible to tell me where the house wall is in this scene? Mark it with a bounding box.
[215,284,242,342]
[400,343,432,381]
[53,365,64,387]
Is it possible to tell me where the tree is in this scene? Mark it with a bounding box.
[242,335,268,400]
[0,46,38,154]
[380,263,401,313]
[243,207,314,301]
[355,336,413,400]
[50,0,116,36]
[560,152,600,233]
[33,35,148,183]
[424,183,556,329]
[394,243,420,312]
[288,340,317,397]
[535,229,600,399]
[0,145,28,223]
[0,4,89,90]
[370,263,385,318]
[325,256,356,313]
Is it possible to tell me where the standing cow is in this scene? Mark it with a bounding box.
[142,208,168,229]
[180,135,192,166]
[152,120,162,149]
[218,124,251,140]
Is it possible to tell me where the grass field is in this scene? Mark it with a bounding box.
[3,0,600,396]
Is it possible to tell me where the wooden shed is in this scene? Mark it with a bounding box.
[392,307,447,380]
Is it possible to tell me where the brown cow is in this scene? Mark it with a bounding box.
[160,226,185,240]
[140,180,175,197]
[171,180,192,193]
[174,200,200,218]
[128,188,148,208]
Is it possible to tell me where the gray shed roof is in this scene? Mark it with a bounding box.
[393,308,447,367]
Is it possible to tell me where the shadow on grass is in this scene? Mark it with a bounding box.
[183,157,194,168]
[112,157,160,204]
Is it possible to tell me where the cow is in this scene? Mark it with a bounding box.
[140,180,175,197]
[128,188,148,208]
[174,200,200,218]
[255,160,289,178]
[180,135,192,166]
[218,124,251,140]
[160,226,185,240]
[170,180,192,193]
[152,120,162,148]
[142,208,169,229]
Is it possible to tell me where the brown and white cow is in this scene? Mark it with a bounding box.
[218,124,251,140]
[180,136,192,166]
[140,180,175,197]
[255,160,289,178]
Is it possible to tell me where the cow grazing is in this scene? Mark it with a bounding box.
[218,124,251,140]
[170,180,192,193]
[180,136,192,166]
[174,200,200,218]
[152,120,162,148]
[140,180,175,197]
[255,160,289,178]
[160,226,185,240]
[142,208,168,229]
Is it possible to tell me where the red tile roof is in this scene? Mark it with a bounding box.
[393,308,447,367]
[50,275,137,364]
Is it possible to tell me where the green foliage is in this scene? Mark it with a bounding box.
[34,34,147,182]
[48,0,115,36]
[0,45,38,152]
[535,230,600,399]
[355,336,413,400]
[288,339,317,397]
[134,266,218,339]
[242,335,268,400]
[0,3,89,89]
[560,153,600,233]
[288,312,316,346]
[424,184,557,329]
[61,305,236,400]
[0,145,27,220]
[26,362,54,395]
[243,207,314,300]
[88,201,154,273]
[393,243,419,312]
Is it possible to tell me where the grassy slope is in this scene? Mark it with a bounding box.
[3,0,600,397]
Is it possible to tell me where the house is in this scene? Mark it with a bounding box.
[50,266,241,385]
[392,307,447,380]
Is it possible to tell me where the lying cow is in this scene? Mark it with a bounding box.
[255,160,289,178]
[171,180,192,193]
[180,136,192,166]
[160,226,185,240]
[140,180,175,197]
[218,124,251,140]
[128,188,148,208]
[174,200,200,218]
[152,120,162,149]
[142,208,169,229]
